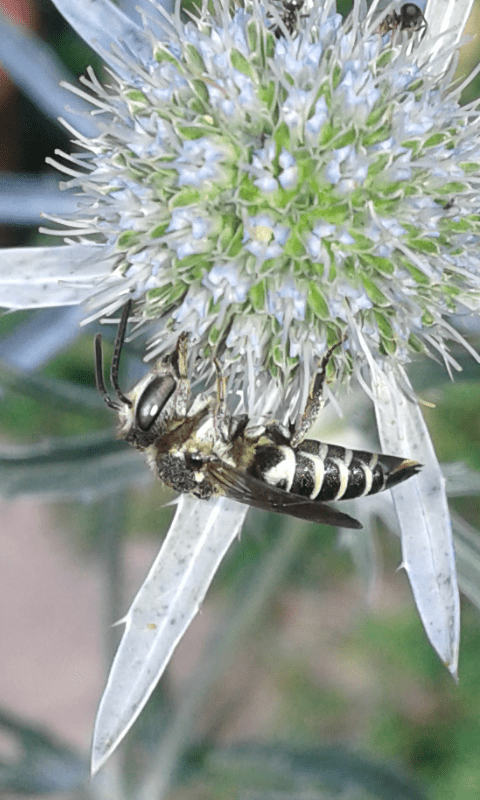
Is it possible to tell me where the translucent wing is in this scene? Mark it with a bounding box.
[207,461,363,530]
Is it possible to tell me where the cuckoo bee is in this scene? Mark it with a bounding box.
[379,3,427,35]
[94,301,421,530]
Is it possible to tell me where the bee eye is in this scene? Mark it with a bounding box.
[185,452,204,470]
[136,375,176,431]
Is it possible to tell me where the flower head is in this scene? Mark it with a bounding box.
[42,0,480,425]
[1,0,474,769]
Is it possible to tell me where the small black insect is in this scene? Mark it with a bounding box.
[271,0,304,38]
[379,3,427,35]
[95,301,421,530]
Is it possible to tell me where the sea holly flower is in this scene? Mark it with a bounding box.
[0,0,477,772]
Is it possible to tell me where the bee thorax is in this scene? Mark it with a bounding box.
[155,452,217,499]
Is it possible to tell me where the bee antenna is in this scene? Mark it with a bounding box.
[94,333,121,410]
[110,300,134,408]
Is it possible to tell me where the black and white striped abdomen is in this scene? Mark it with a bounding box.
[248,440,420,503]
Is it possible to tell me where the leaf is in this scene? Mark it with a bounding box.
[0,17,97,137]
[0,175,80,225]
[0,432,148,500]
[451,510,480,612]
[0,708,86,792]
[442,461,480,496]
[0,359,102,413]
[91,494,248,774]
[203,743,428,800]
[372,362,460,677]
[0,307,84,371]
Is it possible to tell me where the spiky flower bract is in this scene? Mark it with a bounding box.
[45,0,480,424]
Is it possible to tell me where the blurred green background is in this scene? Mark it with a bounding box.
[1,1,480,798]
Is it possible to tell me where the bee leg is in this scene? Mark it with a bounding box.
[171,332,189,378]
[213,357,230,442]
[290,336,345,447]
[169,332,191,417]
[229,414,250,441]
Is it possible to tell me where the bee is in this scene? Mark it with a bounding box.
[94,301,421,530]
[379,3,427,35]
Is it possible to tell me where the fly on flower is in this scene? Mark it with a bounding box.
[379,3,427,35]
[94,302,421,531]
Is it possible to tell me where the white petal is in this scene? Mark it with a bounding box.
[372,362,460,677]
[91,495,248,774]
[0,245,113,309]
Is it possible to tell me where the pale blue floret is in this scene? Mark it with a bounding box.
[234,74,256,106]
[167,207,196,233]
[253,142,276,169]
[278,149,298,189]
[226,319,263,362]
[266,279,306,325]
[337,150,369,193]
[329,282,373,320]
[390,64,421,92]
[167,210,211,258]
[254,175,279,192]
[202,263,251,304]
[175,139,226,186]
[337,68,380,121]
[337,229,355,246]
[307,222,337,261]
[325,146,354,185]
[220,99,236,117]
[373,137,402,154]
[243,215,290,262]
[151,65,187,100]
[302,41,324,69]
[319,13,343,45]
[387,152,412,182]
[275,40,306,78]
[172,290,210,325]
[227,10,250,48]
[339,29,356,60]
[281,89,312,129]
[305,96,328,137]
[191,217,210,239]
[399,97,435,137]
[367,218,407,251]
[175,241,203,259]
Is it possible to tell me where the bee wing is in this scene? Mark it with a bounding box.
[207,462,363,530]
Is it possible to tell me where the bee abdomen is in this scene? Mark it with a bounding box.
[249,441,420,503]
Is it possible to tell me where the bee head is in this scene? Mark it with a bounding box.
[94,300,179,446]
[400,3,425,30]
